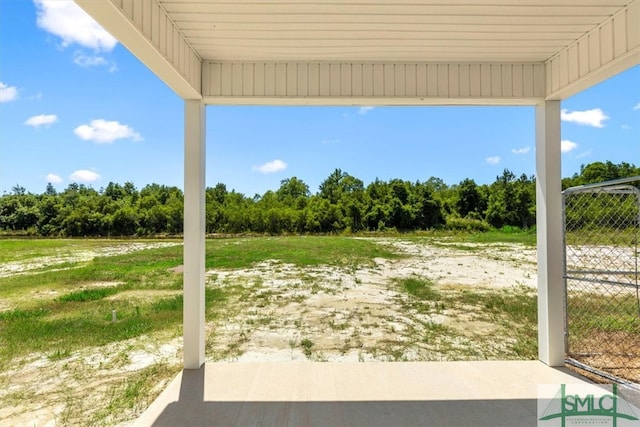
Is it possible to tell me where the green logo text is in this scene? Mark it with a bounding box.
[539,384,638,427]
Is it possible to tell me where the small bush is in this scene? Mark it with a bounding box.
[300,338,314,357]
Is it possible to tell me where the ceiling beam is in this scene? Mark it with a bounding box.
[202,61,545,106]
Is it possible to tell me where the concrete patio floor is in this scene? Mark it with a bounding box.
[133,361,612,426]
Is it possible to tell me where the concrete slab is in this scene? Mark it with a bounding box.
[134,361,599,426]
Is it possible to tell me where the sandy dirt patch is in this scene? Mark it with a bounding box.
[0,335,182,426]
[376,239,537,288]
[105,289,181,303]
[205,239,537,364]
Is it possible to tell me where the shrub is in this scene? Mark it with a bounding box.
[445,216,491,232]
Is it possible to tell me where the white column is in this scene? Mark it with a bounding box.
[535,100,565,367]
[183,100,206,369]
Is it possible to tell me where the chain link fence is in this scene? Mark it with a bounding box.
[563,177,640,385]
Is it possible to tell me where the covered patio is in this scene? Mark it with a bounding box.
[74,0,639,424]
[134,361,600,426]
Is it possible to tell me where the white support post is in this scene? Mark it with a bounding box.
[183,100,206,369]
[535,100,565,367]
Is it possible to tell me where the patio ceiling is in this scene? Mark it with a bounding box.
[76,0,639,104]
[162,0,626,63]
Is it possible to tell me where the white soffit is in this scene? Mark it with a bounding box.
[75,0,640,104]
[161,0,627,62]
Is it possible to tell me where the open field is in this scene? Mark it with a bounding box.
[0,234,634,425]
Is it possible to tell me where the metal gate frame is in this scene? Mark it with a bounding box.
[562,176,640,386]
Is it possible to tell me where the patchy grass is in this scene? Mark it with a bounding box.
[58,287,119,302]
[0,246,184,301]
[397,228,536,247]
[567,291,639,337]
[0,288,226,367]
[89,364,180,425]
[0,242,222,367]
[0,239,135,263]
[428,242,483,252]
[465,229,537,246]
[399,277,440,301]
[0,239,236,425]
[205,236,403,269]
[0,236,407,424]
[565,227,638,247]
[565,289,640,383]
[395,276,538,360]
[457,285,537,324]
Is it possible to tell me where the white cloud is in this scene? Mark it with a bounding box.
[74,119,142,144]
[0,82,18,103]
[576,150,592,159]
[561,139,578,153]
[621,124,631,130]
[73,52,108,67]
[321,139,340,144]
[28,92,43,101]
[72,51,117,71]
[358,106,374,115]
[561,108,609,128]
[46,173,63,184]
[69,169,101,183]
[633,103,640,110]
[485,156,501,165]
[24,114,58,128]
[35,0,117,51]
[252,159,287,174]
[511,146,530,155]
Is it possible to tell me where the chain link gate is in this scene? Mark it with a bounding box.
[563,177,640,385]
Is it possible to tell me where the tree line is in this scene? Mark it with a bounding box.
[1,161,637,237]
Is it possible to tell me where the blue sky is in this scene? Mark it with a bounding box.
[1,1,638,197]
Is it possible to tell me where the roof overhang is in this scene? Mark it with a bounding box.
[74,0,639,105]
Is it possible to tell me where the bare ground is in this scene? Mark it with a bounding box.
[205,239,537,363]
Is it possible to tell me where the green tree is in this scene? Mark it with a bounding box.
[319,168,348,204]
[277,177,310,205]
[456,178,482,218]
[45,183,57,196]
